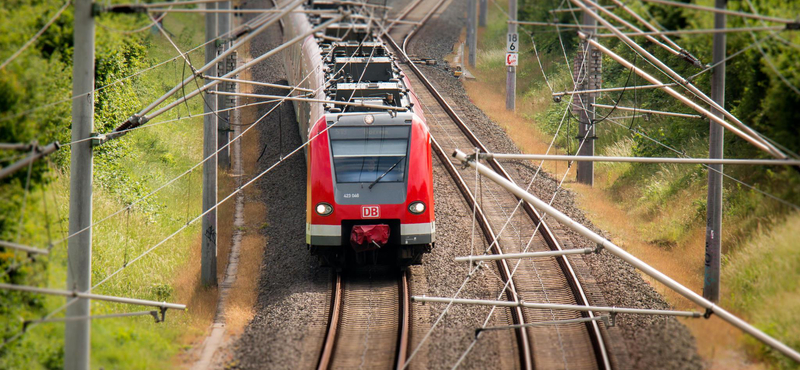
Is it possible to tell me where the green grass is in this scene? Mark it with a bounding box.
[1,10,209,370]
[723,212,800,370]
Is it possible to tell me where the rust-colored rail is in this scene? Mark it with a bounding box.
[317,272,342,370]
[383,1,612,368]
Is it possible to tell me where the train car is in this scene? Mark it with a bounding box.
[282,1,435,267]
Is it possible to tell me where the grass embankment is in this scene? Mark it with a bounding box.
[1,9,229,369]
[467,2,800,368]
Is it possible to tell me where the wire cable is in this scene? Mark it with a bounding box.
[0,0,71,71]
[741,0,800,96]
[0,11,274,123]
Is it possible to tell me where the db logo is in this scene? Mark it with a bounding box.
[362,206,380,218]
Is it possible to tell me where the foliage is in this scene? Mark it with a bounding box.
[1,1,207,368]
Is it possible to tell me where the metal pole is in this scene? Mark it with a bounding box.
[66,0,94,368]
[412,296,703,317]
[202,2,218,287]
[576,7,596,186]
[455,247,595,262]
[217,0,231,170]
[591,103,703,119]
[704,0,726,303]
[0,142,60,181]
[0,240,49,255]
[0,283,186,310]
[479,0,487,27]
[506,0,516,111]
[452,149,800,363]
[553,83,676,97]
[467,0,476,67]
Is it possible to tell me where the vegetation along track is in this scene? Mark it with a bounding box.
[383,1,612,369]
[317,270,411,370]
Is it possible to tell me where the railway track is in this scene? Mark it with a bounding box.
[317,270,411,370]
[381,1,613,369]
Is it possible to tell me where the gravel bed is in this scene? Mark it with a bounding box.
[408,1,704,369]
[226,3,331,369]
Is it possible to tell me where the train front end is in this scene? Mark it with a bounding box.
[306,111,434,267]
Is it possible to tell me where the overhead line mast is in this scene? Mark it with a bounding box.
[66,0,94,368]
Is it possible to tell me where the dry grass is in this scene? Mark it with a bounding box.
[461,77,577,183]
[173,39,267,366]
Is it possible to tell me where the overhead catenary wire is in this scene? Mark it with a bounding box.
[117,9,344,133]
[594,25,787,37]
[638,0,800,25]
[453,149,800,363]
[0,0,71,71]
[404,35,598,370]
[91,10,382,289]
[0,10,276,123]
[573,0,786,159]
[687,30,780,81]
[553,82,676,97]
[1,6,377,349]
[48,10,368,254]
[741,0,800,96]
[605,117,800,211]
[606,0,689,57]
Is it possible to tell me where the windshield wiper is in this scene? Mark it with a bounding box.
[368,157,405,189]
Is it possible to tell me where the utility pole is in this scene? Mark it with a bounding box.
[479,0,487,27]
[506,0,517,111]
[202,3,218,286]
[575,8,599,186]
[65,0,94,368]
[467,0,476,67]
[704,0,726,303]
[217,0,231,170]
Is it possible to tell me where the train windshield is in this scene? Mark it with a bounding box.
[329,126,410,184]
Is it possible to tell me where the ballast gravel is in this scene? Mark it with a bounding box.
[225,0,704,369]
[408,0,704,369]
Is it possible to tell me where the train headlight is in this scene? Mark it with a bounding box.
[364,114,375,125]
[408,201,426,214]
[315,202,333,216]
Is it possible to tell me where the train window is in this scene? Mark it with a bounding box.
[329,126,410,184]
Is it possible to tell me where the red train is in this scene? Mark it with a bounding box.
[283,1,435,267]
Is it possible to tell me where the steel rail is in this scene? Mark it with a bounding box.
[430,136,534,370]
[454,149,800,363]
[317,273,342,370]
[375,2,531,367]
[384,12,612,369]
[396,271,411,370]
[387,2,536,368]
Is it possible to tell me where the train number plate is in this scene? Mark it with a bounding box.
[361,206,380,218]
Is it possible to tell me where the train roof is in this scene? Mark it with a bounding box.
[305,0,414,115]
